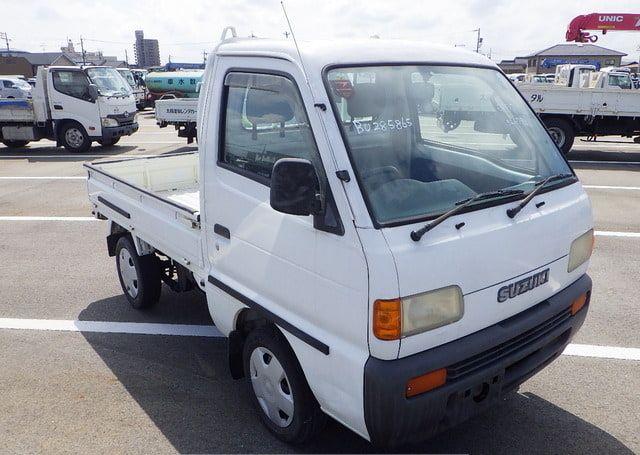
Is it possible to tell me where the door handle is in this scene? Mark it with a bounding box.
[53,104,63,110]
[214,223,230,239]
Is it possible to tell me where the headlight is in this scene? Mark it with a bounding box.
[402,286,464,336]
[568,229,594,272]
[373,285,464,340]
[101,117,118,128]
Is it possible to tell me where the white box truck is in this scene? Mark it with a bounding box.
[85,32,594,447]
[0,66,138,152]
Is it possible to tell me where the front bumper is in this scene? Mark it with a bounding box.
[101,122,139,141]
[364,274,591,447]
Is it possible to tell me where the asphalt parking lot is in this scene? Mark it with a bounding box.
[0,111,638,453]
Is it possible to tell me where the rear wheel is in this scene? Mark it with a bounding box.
[115,236,161,309]
[544,118,575,155]
[1,140,29,148]
[60,122,91,153]
[243,325,326,444]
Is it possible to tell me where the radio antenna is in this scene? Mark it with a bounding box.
[280,1,311,87]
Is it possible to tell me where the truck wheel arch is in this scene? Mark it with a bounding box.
[229,308,272,379]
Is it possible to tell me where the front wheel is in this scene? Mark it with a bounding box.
[97,137,120,147]
[60,123,91,153]
[544,118,575,155]
[243,325,326,444]
[115,236,161,309]
[1,140,30,148]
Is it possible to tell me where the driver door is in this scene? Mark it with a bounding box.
[48,69,101,134]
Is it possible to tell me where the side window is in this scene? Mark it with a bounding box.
[52,71,91,101]
[3,80,14,88]
[220,72,322,183]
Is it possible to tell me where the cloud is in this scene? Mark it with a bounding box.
[3,0,639,64]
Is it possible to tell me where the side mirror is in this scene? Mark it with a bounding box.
[270,158,321,216]
[88,84,99,101]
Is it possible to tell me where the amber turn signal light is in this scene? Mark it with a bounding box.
[373,298,401,340]
[570,293,588,315]
[406,368,447,398]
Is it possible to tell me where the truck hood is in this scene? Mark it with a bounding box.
[380,182,592,359]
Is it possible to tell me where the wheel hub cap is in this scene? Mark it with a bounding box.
[249,347,294,427]
[118,248,139,298]
[65,128,84,148]
[548,127,565,147]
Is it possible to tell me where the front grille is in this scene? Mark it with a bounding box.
[446,307,572,381]
[107,112,135,126]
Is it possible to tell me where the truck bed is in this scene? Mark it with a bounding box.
[0,99,35,122]
[517,83,640,117]
[84,152,204,272]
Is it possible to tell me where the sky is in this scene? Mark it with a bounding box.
[2,0,639,65]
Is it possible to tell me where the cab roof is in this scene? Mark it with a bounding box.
[216,38,497,73]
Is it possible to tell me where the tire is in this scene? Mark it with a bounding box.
[243,325,326,444]
[115,236,161,309]
[60,122,91,153]
[1,140,29,148]
[97,137,120,147]
[544,118,575,155]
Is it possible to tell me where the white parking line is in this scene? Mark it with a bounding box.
[0,154,169,159]
[563,344,640,361]
[0,216,97,221]
[0,176,86,180]
[595,231,640,238]
[583,185,640,190]
[0,318,223,338]
[0,317,636,361]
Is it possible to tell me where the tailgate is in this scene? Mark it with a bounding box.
[155,98,198,123]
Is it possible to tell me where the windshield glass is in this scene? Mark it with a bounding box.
[608,74,632,89]
[86,67,132,96]
[326,65,573,225]
[117,69,136,88]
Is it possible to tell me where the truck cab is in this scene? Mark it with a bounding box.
[86,36,593,447]
[116,68,147,110]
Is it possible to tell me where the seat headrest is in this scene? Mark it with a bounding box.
[409,82,434,104]
[245,86,295,125]
[347,83,386,118]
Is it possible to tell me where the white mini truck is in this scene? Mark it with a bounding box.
[85,37,594,447]
[0,66,138,152]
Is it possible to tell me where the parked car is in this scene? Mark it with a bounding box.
[0,77,32,99]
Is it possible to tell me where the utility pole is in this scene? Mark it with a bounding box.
[473,28,483,53]
[202,50,208,64]
[79,36,86,66]
[125,49,129,65]
[0,32,10,51]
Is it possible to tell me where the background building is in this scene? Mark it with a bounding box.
[0,41,126,77]
[134,30,160,68]
[499,43,627,75]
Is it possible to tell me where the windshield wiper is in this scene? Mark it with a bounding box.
[410,188,524,241]
[506,173,574,219]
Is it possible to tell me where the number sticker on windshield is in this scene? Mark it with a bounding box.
[353,117,413,135]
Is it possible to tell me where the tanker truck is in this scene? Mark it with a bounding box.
[144,70,203,106]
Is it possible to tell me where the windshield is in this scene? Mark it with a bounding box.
[608,74,632,89]
[326,65,573,225]
[117,69,136,88]
[86,67,132,96]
